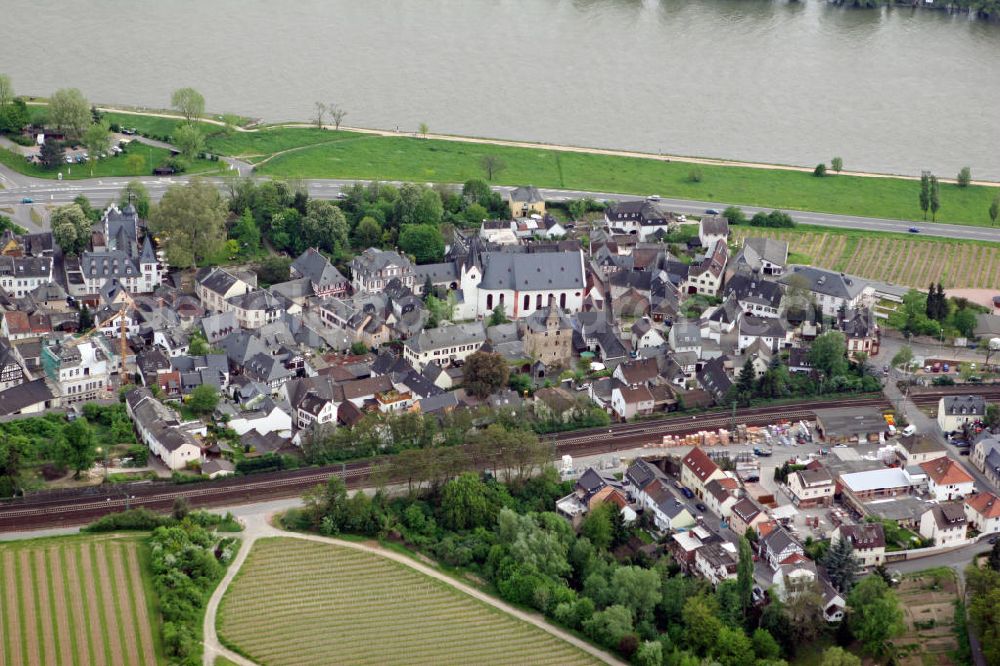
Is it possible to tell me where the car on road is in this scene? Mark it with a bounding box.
[680,487,694,499]
[943,363,950,372]
[909,226,921,233]
[647,194,661,201]
[902,424,917,437]
[989,535,1000,544]
[20,197,32,204]
[960,449,971,456]
[753,447,773,457]
[705,208,720,215]
[695,502,707,512]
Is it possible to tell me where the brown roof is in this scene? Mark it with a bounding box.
[683,446,720,483]
[898,433,946,456]
[731,497,763,524]
[966,492,1000,519]
[336,375,393,402]
[838,523,886,550]
[3,311,29,335]
[931,502,967,529]
[920,457,974,486]
[617,384,654,405]
[617,358,659,385]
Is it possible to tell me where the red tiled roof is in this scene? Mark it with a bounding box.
[920,457,974,486]
[966,492,1000,519]
[682,446,720,482]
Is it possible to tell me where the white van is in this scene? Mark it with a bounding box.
[901,425,917,437]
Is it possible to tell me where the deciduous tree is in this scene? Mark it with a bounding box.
[930,174,941,221]
[0,74,12,108]
[463,351,510,398]
[809,331,848,378]
[398,224,445,263]
[831,156,843,173]
[172,123,205,160]
[819,646,861,666]
[737,536,754,617]
[353,216,382,249]
[329,104,347,130]
[847,575,904,658]
[49,88,91,140]
[120,180,151,218]
[51,203,92,256]
[82,121,111,176]
[919,171,931,220]
[171,87,205,123]
[188,384,219,414]
[56,418,97,479]
[958,166,972,187]
[480,154,507,180]
[312,101,327,129]
[149,178,228,268]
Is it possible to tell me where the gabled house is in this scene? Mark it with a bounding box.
[729,497,768,537]
[631,318,665,350]
[762,527,805,571]
[831,523,886,568]
[920,457,975,501]
[680,446,725,500]
[694,541,740,587]
[290,248,349,298]
[350,248,416,294]
[698,215,729,250]
[731,237,787,277]
[611,384,655,421]
[895,433,947,467]
[725,274,783,319]
[788,467,835,507]
[125,387,203,471]
[508,186,545,219]
[919,502,968,547]
[964,492,1000,535]
[841,307,880,357]
[779,266,874,318]
[668,320,702,356]
[704,477,740,518]
[686,240,728,297]
[403,321,486,372]
[196,267,252,313]
[603,201,677,241]
[696,356,732,405]
[937,395,986,434]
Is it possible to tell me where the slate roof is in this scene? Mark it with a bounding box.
[838,523,886,550]
[941,395,986,417]
[697,356,732,402]
[509,186,543,203]
[199,267,243,295]
[604,201,674,227]
[414,262,459,285]
[779,266,866,301]
[477,251,584,291]
[406,322,486,354]
[726,274,783,309]
[0,378,52,415]
[930,502,967,529]
[738,237,788,270]
[700,215,729,237]
[291,248,346,289]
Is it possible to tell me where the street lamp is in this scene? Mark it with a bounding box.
[96,446,109,482]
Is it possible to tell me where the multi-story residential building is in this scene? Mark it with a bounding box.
[779,266,874,318]
[41,338,110,404]
[508,186,545,219]
[694,541,739,587]
[686,240,727,296]
[920,457,975,501]
[842,307,880,357]
[681,447,726,500]
[831,523,886,568]
[290,248,349,298]
[699,215,729,249]
[227,290,291,330]
[964,492,1000,535]
[0,255,53,298]
[937,395,986,434]
[603,201,677,241]
[403,322,486,371]
[895,433,947,467]
[197,267,252,312]
[919,502,968,547]
[125,387,204,471]
[0,339,27,390]
[731,237,787,277]
[65,206,163,296]
[788,467,835,507]
[350,248,416,294]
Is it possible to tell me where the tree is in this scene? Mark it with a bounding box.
[0,74,12,108]
[682,596,724,656]
[848,576,904,658]
[735,359,756,407]
[439,473,495,531]
[737,536,754,618]
[583,604,634,649]
[312,101,327,129]
[751,628,781,661]
[329,104,347,130]
[172,123,205,160]
[301,199,349,257]
[418,122,429,137]
[930,174,941,221]
[230,208,261,257]
[0,97,29,134]
[831,156,843,173]
[82,121,111,176]
[353,216,382,249]
[480,154,507,181]
[49,88,91,140]
[488,305,509,327]
[254,256,291,286]
[188,385,219,415]
[634,641,663,666]
[714,625,755,666]
[581,503,614,550]
[51,203,92,256]
[919,171,931,220]
[814,163,827,177]
[398,224,445,263]
[990,194,1000,226]
[124,153,145,176]
[171,87,205,123]
[57,418,97,479]
[172,497,190,521]
[39,139,65,170]
[819,646,861,666]
[809,331,848,378]
[463,351,510,398]
[986,404,1000,431]
[988,540,1000,571]
[149,179,228,268]
[723,206,746,226]
[462,202,489,227]
[958,166,972,187]
[120,180,151,218]
[823,536,862,592]
[78,304,94,331]
[890,345,913,374]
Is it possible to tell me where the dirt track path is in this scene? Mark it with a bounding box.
[110,545,141,665]
[125,545,158,666]
[63,546,93,666]
[33,550,58,666]
[18,550,40,666]
[46,549,74,666]
[2,551,18,666]
[94,543,125,666]
[79,545,108,666]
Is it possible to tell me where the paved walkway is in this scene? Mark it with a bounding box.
[202,511,625,666]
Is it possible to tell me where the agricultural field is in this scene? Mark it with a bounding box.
[0,534,162,666]
[891,569,965,666]
[218,537,601,666]
[731,227,1000,290]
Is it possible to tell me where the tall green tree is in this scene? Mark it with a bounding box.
[172,123,205,160]
[51,203,92,256]
[149,178,228,268]
[957,166,971,187]
[120,180,151,218]
[809,331,848,378]
[57,418,97,479]
[919,171,931,220]
[39,139,65,170]
[0,73,12,108]
[171,87,205,123]
[353,216,382,249]
[823,536,861,592]
[847,576,904,659]
[398,224,445,263]
[188,384,219,414]
[49,88,91,140]
[819,646,861,666]
[82,121,111,176]
[439,472,494,531]
[463,351,510,398]
[230,208,261,257]
[301,199,349,257]
[930,174,941,221]
[735,359,756,406]
[737,536,754,618]
[990,194,1000,226]
[831,156,843,173]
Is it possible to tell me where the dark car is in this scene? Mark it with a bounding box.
[909,226,920,233]
[695,502,708,512]
[989,535,1000,544]
[680,487,694,499]
[705,208,720,215]
[20,197,32,204]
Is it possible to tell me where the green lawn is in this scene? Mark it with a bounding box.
[0,145,224,181]
[245,132,1000,227]
[205,127,355,159]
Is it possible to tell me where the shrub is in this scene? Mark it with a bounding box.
[688,167,703,183]
[814,163,827,177]
[82,507,172,532]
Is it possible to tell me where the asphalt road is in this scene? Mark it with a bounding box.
[1,164,998,242]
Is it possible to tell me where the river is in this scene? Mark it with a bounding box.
[2,0,999,178]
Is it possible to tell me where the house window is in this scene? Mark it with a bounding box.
[523,295,530,311]
[536,294,542,309]
[486,294,493,310]
[560,293,566,309]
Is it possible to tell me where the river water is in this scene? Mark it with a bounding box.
[2,0,999,178]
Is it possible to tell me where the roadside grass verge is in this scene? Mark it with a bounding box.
[246,132,1000,227]
[0,145,224,181]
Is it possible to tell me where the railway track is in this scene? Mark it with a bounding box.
[0,387,980,531]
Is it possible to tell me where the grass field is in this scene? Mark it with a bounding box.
[218,537,601,666]
[731,226,1000,289]
[0,534,162,666]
